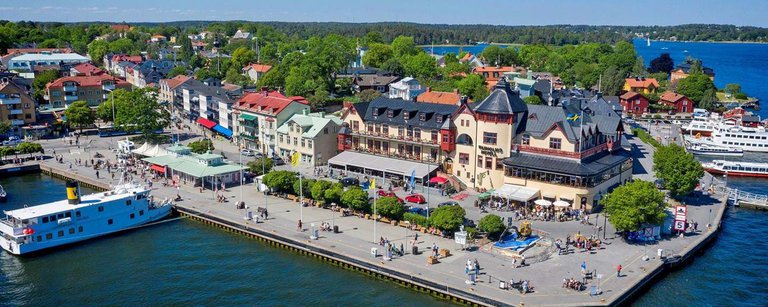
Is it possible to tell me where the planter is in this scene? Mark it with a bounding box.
[439,248,451,258]
[380,217,390,224]
[365,214,371,220]
[427,255,439,265]
[390,220,398,226]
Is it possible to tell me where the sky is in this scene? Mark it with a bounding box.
[1,0,767,27]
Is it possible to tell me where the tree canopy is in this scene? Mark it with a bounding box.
[341,187,370,212]
[604,180,667,233]
[649,53,674,74]
[676,73,716,103]
[263,170,297,194]
[110,87,170,138]
[653,144,704,197]
[64,101,95,132]
[477,214,505,239]
[429,204,466,232]
[479,45,518,66]
[187,139,214,154]
[376,196,405,220]
[247,157,273,176]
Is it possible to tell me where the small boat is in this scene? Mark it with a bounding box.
[703,160,768,178]
[0,185,6,202]
[0,180,172,255]
[661,47,669,50]
[687,143,744,157]
[683,50,689,53]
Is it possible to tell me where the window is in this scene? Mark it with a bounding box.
[293,137,298,145]
[398,126,404,137]
[373,107,380,116]
[403,111,410,120]
[431,130,438,142]
[367,124,374,133]
[483,132,497,145]
[414,128,421,139]
[549,138,562,150]
[69,228,75,234]
[352,121,359,131]
[387,110,393,118]
[459,153,469,165]
[419,112,426,121]
[98,206,104,212]
[301,139,306,147]
[58,230,64,237]
[436,115,443,124]
[485,157,493,169]
[46,233,52,240]
[126,200,131,206]
[65,212,71,218]
[521,135,530,145]
[477,155,483,166]
[42,217,49,223]
[108,219,113,225]
[78,226,83,232]
[382,124,389,135]
[308,141,313,149]
[324,128,329,134]
[130,213,135,219]
[496,158,504,170]
[140,210,144,216]
[279,135,283,143]
[36,235,42,242]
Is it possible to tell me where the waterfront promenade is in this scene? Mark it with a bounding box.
[4,132,726,306]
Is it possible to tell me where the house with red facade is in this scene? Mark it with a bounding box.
[619,91,649,115]
[659,91,695,113]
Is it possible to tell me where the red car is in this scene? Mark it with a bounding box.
[376,190,403,203]
[405,194,427,204]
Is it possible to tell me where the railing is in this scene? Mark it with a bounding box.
[64,95,78,101]
[518,142,608,160]
[0,97,21,105]
[10,119,25,126]
[347,146,438,164]
[349,130,439,146]
[9,109,23,115]
[724,187,768,206]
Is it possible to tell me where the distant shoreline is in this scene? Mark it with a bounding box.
[644,39,768,45]
[418,43,521,48]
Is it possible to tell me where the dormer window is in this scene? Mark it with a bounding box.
[436,115,443,124]
[419,112,426,121]
[387,110,393,118]
[373,108,380,116]
[403,111,410,120]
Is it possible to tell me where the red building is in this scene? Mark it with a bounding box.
[659,91,694,113]
[619,91,649,115]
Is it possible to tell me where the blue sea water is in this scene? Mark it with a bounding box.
[422,43,508,56]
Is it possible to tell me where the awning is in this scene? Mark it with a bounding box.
[196,117,216,129]
[493,184,540,202]
[478,189,495,199]
[151,164,166,173]
[213,125,233,138]
[327,151,439,179]
[429,177,448,184]
[240,114,257,121]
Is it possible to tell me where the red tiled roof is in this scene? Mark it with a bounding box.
[624,78,659,89]
[151,34,167,39]
[473,66,514,73]
[243,63,272,73]
[192,41,208,47]
[110,24,131,32]
[620,91,642,100]
[660,91,686,103]
[416,88,469,105]
[112,54,143,64]
[235,91,307,115]
[460,53,474,62]
[71,63,104,76]
[47,74,128,89]
[162,75,191,90]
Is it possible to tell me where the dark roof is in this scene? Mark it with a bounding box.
[503,148,631,176]
[353,74,399,87]
[178,78,234,103]
[742,115,761,123]
[359,97,459,130]
[338,66,393,77]
[473,77,527,114]
[675,62,715,76]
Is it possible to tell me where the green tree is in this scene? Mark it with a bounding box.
[391,36,419,58]
[362,43,393,68]
[308,87,330,110]
[456,74,488,100]
[600,65,627,95]
[323,183,344,205]
[698,89,717,110]
[479,45,518,66]
[477,214,505,239]
[429,204,465,232]
[381,57,404,76]
[111,87,170,140]
[356,89,382,102]
[632,56,647,75]
[305,34,356,94]
[310,180,332,202]
[246,157,273,176]
[725,83,742,95]
[401,53,438,79]
[341,187,370,212]
[32,69,60,102]
[603,180,667,233]
[293,178,315,198]
[376,196,405,220]
[365,31,384,45]
[0,121,10,135]
[523,95,542,105]
[167,65,188,78]
[87,40,109,66]
[231,47,257,70]
[676,73,716,103]
[653,144,704,197]
[188,139,214,154]
[64,101,95,133]
[16,142,43,158]
[263,170,297,193]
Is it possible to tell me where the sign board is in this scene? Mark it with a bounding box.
[675,205,687,221]
[455,231,467,245]
[674,220,686,231]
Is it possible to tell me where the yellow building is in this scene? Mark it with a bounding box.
[452,78,631,210]
[623,77,659,94]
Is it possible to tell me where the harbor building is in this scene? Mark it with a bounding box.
[275,111,342,166]
[233,89,310,155]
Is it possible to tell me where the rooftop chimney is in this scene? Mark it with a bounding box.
[425,87,431,92]
[460,95,468,105]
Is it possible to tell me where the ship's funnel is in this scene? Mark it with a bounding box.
[66,180,81,205]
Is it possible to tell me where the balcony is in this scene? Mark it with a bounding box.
[103,84,115,91]
[349,130,439,147]
[0,97,21,105]
[63,85,77,92]
[10,119,25,126]
[346,146,438,164]
[9,109,23,115]
[518,142,608,160]
[64,95,78,101]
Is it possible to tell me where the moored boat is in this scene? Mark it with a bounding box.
[687,143,744,157]
[702,160,768,178]
[0,180,172,255]
[0,185,6,202]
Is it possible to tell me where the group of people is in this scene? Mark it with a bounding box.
[319,221,333,231]
[474,197,590,223]
[465,258,481,276]
[562,278,584,291]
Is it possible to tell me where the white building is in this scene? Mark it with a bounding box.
[7,53,90,72]
[388,77,425,101]
[275,111,342,166]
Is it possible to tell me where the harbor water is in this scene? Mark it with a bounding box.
[0,174,450,306]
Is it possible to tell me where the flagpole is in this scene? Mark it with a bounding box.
[426,164,430,219]
[299,167,303,222]
[373,176,377,244]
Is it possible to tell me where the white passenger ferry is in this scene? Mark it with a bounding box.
[702,160,768,178]
[687,143,744,157]
[681,117,717,137]
[710,121,768,152]
[0,180,172,255]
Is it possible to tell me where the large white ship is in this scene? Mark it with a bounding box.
[0,180,172,255]
[710,121,768,152]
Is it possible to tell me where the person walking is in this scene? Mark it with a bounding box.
[617,264,622,277]
[297,219,303,232]
[95,170,100,179]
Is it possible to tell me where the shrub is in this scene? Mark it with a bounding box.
[429,205,466,232]
[341,187,370,212]
[376,196,405,220]
[324,183,344,205]
[311,180,332,202]
[631,128,662,148]
[262,170,297,193]
[293,178,315,197]
[477,214,506,239]
[403,212,429,226]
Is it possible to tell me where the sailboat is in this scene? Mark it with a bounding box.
[646,37,651,47]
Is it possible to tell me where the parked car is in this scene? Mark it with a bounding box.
[340,177,360,187]
[241,149,255,157]
[271,157,285,166]
[405,194,427,204]
[2,136,21,146]
[376,190,404,203]
[437,201,459,207]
